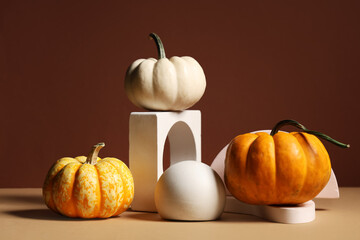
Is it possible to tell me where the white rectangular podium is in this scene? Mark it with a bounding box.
[129,110,202,212]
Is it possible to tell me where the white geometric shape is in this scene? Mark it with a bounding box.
[155,161,226,221]
[315,169,340,198]
[129,110,201,212]
[210,129,339,223]
[211,143,231,195]
[225,197,315,224]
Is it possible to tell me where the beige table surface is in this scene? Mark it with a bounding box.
[0,188,359,240]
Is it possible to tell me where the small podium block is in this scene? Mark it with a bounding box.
[129,110,202,212]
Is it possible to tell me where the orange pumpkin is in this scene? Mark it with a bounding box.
[43,143,134,218]
[225,120,349,205]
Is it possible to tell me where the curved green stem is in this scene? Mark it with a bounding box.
[85,143,105,165]
[270,120,350,148]
[149,33,166,59]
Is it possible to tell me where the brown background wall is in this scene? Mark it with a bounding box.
[1,0,359,188]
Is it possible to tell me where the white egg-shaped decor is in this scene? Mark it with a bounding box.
[154,161,226,221]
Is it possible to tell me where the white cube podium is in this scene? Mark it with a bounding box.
[129,110,202,212]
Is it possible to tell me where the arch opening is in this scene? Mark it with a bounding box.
[160,121,197,174]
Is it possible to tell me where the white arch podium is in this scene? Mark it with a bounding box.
[129,110,201,212]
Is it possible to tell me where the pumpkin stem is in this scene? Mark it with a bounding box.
[270,120,350,148]
[85,143,105,165]
[149,33,166,59]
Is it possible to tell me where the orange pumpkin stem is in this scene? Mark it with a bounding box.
[85,142,105,165]
[270,120,350,148]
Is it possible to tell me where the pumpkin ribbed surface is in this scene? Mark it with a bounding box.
[43,156,134,218]
[225,131,331,205]
[124,33,206,111]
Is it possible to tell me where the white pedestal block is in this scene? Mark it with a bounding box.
[225,197,315,224]
[129,110,201,212]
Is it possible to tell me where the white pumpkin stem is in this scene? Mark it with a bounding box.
[149,33,166,59]
[86,142,105,165]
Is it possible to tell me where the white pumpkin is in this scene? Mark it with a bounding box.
[125,33,206,111]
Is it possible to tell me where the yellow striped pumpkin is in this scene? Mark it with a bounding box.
[42,143,134,218]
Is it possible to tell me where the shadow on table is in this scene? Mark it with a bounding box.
[6,209,267,223]
[218,213,264,223]
[315,208,329,211]
[5,209,108,221]
[2,195,44,205]
[124,211,263,223]
[124,211,163,222]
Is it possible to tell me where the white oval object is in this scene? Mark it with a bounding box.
[155,161,225,221]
